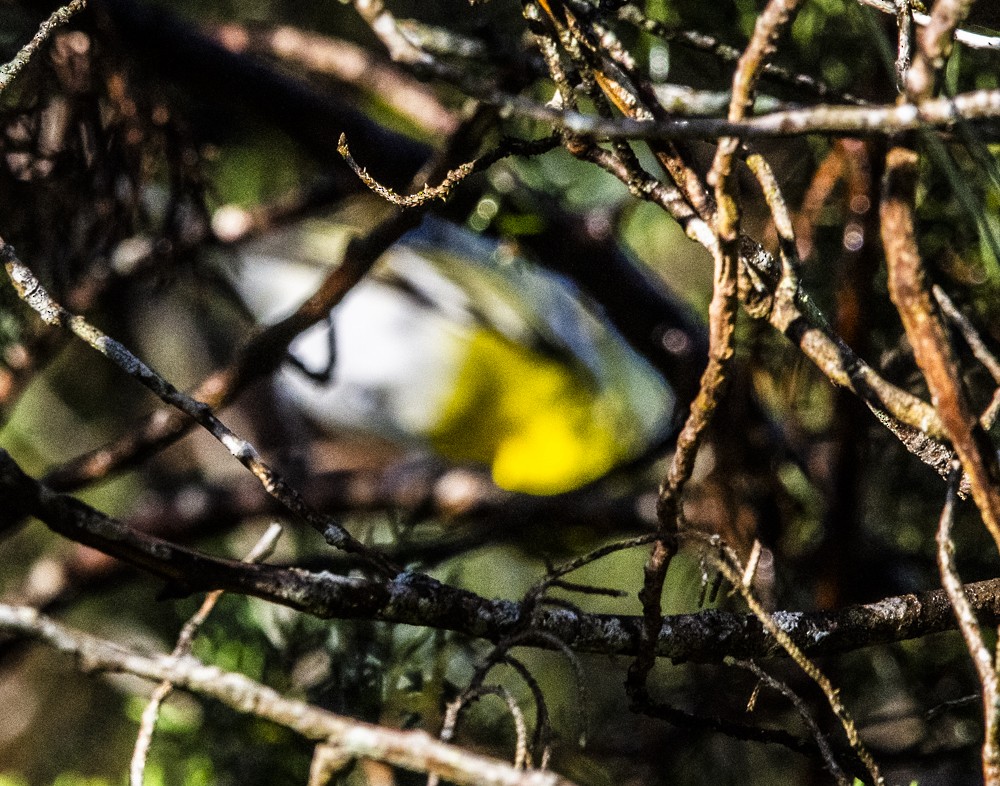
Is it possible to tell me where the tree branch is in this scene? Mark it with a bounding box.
[1,239,398,573]
[0,602,576,786]
[5,448,1000,665]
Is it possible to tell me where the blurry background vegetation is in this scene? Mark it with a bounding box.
[0,0,999,784]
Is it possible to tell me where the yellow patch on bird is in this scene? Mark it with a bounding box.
[427,329,633,495]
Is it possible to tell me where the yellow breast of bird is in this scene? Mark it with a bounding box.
[426,328,644,495]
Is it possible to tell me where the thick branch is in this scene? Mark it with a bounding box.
[0,0,88,89]
[883,1,1000,777]
[4,448,1000,664]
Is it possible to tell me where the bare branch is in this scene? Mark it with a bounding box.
[42,207,423,492]
[732,659,851,786]
[905,0,979,98]
[211,23,460,137]
[702,542,884,785]
[892,0,916,90]
[471,88,1000,141]
[635,0,804,703]
[881,145,1000,549]
[933,285,1000,387]
[0,603,577,786]
[351,0,434,67]
[0,241,396,573]
[611,1,865,104]
[0,0,88,90]
[857,0,1000,50]
[434,684,532,786]
[338,133,559,208]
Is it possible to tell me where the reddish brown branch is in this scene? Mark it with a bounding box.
[880,147,1000,550]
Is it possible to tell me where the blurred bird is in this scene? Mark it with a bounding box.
[223,209,674,495]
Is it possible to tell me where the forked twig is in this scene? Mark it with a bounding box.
[699,536,884,785]
[352,0,433,67]
[433,685,531,786]
[881,0,1000,558]
[338,133,559,208]
[856,0,1000,51]
[44,205,423,492]
[934,284,1000,431]
[731,659,851,785]
[634,0,804,700]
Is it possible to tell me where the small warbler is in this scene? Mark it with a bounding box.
[225,211,674,495]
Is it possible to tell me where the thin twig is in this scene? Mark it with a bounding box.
[42,207,424,492]
[337,133,559,208]
[635,694,861,773]
[435,684,531,786]
[502,656,554,766]
[933,285,1000,384]
[934,284,1000,431]
[892,0,915,91]
[856,0,1000,51]
[731,659,851,785]
[130,523,283,786]
[937,461,1000,781]
[515,629,590,747]
[611,1,866,104]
